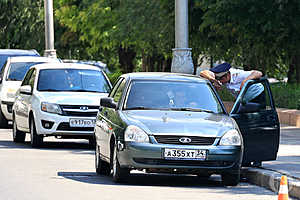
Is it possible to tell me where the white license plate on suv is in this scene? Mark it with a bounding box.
[69,119,96,127]
[164,148,207,160]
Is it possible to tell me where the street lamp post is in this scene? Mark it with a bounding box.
[44,0,57,58]
[171,0,194,74]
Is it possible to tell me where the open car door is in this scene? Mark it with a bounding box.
[230,77,280,166]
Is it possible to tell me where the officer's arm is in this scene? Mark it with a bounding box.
[240,70,263,89]
[200,70,222,89]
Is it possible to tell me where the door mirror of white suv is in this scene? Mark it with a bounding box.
[20,85,32,95]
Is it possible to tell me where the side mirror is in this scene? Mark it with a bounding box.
[100,97,117,109]
[20,85,32,95]
[238,102,261,113]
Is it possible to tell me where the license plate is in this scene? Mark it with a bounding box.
[164,148,207,160]
[69,119,96,127]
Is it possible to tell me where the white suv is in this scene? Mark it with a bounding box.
[0,56,60,127]
[12,63,112,147]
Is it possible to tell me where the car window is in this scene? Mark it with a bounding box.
[28,69,36,88]
[109,78,124,98]
[37,68,111,93]
[112,78,126,103]
[6,62,43,81]
[21,68,35,86]
[238,81,273,113]
[124,80,223,113]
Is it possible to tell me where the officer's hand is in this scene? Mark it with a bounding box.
[212,79,222,90]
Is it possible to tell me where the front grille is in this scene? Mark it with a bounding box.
[154,135,215,145]
[57,122,94,131]
[60,105,99,117]
[133,158,233,167]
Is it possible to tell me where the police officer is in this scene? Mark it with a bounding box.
[200,62,264,104]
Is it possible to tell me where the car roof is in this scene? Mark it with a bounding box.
[0,49,39,56]
[122,72,208,83]
[32,62,102,71]
[9,56,60,62]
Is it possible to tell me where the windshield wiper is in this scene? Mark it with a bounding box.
[38,89,63,91]
[125,106,154,110]
[7,78,20,81]
[169,107,215,113]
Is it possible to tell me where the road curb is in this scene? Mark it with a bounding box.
[242,168,300,199]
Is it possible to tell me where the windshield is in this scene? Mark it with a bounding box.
[37,69,111,93]
[7,62,43,81]
[124,80,223,113]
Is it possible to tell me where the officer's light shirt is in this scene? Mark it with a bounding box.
[225,68,264,102]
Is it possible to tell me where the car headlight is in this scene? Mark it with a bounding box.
[219,129,241,146]
[124,125,149,143]
[41,102,62,114]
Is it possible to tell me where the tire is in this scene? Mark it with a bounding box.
[30,118,43,148]
[197,173,211,179]
[221,170,240,186]
[89,136,96,149]
[0,107,9,128]
[112,145,130,183]
[12,116,25,143]
[95,144,111,175]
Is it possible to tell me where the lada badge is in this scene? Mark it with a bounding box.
[80,106,89,110]
[179,137,192,144]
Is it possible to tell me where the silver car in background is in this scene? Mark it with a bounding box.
[12,63,112,147]
[0,56,60,127]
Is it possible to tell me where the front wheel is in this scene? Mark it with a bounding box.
[221,170,240,186]
[112,145,130,183]
[12,116,25,143]
[30,118,43,148]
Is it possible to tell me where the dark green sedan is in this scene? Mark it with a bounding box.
[94,72,279,186]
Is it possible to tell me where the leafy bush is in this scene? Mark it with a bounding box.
[270,83,300,109]
[217,82,300,110]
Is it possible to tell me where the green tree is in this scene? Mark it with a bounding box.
[0,0,45,52]
[195,0,300,83]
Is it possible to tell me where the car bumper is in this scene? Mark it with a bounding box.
[35,111,95,138]
[117,138,242,174]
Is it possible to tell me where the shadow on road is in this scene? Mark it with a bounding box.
[0,140,94,155]
[57,171,224,187]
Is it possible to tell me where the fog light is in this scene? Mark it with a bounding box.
[41,120,54,129]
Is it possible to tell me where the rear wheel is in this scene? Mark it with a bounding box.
[12,115,25,143]
[30,118,43,148]
[112,145,130,183]
[0,107,9,128]
[95,144,111,175]
[221,170,240,186]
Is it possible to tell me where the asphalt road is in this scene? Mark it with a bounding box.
[0,128,295,200]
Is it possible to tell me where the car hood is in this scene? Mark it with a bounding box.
[37,92,108,105]
[122,110,235,138]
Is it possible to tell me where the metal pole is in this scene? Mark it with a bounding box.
[171,0,193,74]
[44,0,57,58]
